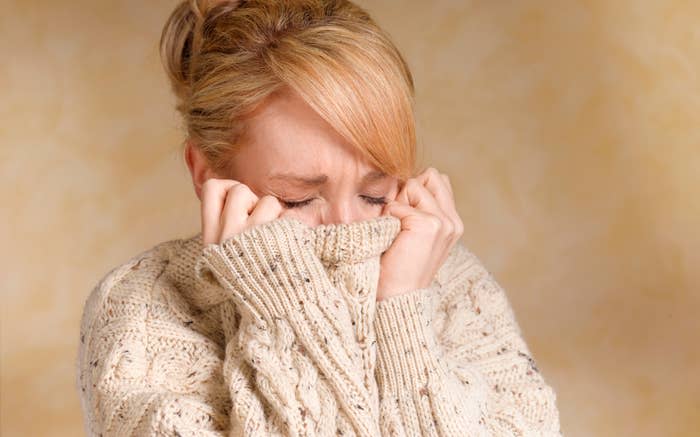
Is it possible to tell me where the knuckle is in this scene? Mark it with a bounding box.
[259,194,281,207]
[228,183,251,197]
[425,215,442,232]
[229,182,245,193]
[201,178,217,192]
[443,220,455,235]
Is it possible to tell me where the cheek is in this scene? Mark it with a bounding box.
[281,205,322,228]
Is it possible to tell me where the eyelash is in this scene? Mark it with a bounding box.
[281,195,387,209]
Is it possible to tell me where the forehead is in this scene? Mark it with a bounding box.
[241,88,370,175]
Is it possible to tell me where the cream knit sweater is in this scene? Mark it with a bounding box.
[76,215,562,436]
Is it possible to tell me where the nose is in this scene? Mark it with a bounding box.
[321,201,362,225]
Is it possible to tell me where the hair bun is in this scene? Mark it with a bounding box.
[159,0,245,105]
[159,1,198,104]
[201,0,243,19]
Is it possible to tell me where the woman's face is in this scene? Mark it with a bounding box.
[227,88,400,227]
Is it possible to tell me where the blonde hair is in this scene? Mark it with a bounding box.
[160,0,417,181]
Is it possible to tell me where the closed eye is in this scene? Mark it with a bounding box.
[362,195,388,206]
[281,195,388,209]
[280,198,314,209]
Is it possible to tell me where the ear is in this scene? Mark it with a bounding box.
[184,139,215,201]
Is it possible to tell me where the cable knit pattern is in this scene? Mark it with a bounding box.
[76,215,562,436]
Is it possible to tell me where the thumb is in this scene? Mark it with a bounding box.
[382,200,414,220]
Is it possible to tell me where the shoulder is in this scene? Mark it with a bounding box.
[436,239,486,289]
[75,235,226,431]
[435,240,513,312]
[77,236,184,343]
[75,236,181,407]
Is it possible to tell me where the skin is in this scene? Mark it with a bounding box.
[185,87,464,301]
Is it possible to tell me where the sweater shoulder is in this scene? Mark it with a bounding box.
[436,239,482,288]
[75,236,231,435]
[77,237,183,341]
[435,240,510,311]
[75,237,182,416]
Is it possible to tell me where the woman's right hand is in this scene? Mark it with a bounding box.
[200,178,292,245]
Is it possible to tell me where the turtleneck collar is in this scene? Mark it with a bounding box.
[164,215,403,311]
[308,215,401,265]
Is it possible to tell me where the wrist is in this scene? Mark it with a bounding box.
[377,278,434,302]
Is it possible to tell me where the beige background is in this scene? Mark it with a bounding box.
[2,1,698,435]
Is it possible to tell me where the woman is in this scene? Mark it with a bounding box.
[76,0,562,435]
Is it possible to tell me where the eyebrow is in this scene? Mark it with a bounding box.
[267,170,388,188]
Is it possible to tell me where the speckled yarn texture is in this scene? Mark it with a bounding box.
[76,214,562,436]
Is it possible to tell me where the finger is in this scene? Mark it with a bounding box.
[395,177,445,220]
[201,178,240,245]
[416,168,463,241]
[219,183,259,242]
[383,200,453,274]
[383,200,449,249]
[441,173,453,196]
[383,200,436,230]
[395,179,454,246]
[382,199,411,219]
[414,168,455,217]
[247,195,284,229]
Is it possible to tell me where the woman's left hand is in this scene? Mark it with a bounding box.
[377,167,464,301]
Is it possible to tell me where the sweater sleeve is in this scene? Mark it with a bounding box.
[194,217,380,437]
[373,243,562,436]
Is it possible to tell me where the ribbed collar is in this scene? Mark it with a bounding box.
[308,215,401,265]
[164,215,403,311]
